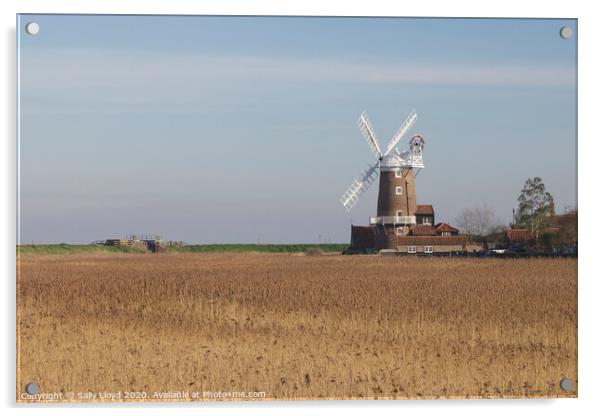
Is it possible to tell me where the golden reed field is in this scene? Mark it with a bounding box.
[17,252,577,402]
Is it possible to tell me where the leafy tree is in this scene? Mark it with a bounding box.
[515,177,555,242]
[539,231,557,252]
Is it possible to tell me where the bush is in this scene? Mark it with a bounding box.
[304,247,324,256]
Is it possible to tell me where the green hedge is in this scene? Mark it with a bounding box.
[17,244,124,255]
[17,243,349,255]
[166,244,348,253]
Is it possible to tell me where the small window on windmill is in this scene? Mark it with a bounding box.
[396,210,403,218]
[396,186,403,195]
[395,170,402,178]
[396,227,403,236]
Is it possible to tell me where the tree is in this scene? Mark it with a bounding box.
[456,203,497,238]
[557,210,578,246]
[515,177,555,242]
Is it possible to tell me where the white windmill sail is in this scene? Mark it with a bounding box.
[383,109,417,156]
[340,162,379,212]
[357,111,382,159]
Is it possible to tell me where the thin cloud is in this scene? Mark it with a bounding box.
[20,48,574,90]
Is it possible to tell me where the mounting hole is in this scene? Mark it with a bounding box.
[559,26,573,39]
[25,22,40,35]
[559,378,573,391]
[25,382,40,395]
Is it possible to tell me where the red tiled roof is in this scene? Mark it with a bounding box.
[505,229,534,241]
[435,223,459,233]
[415,204,434,215]
[411,224,437,236]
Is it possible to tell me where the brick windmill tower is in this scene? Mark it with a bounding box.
[340,110,425,245]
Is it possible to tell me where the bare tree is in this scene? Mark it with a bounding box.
[455,203,497,237]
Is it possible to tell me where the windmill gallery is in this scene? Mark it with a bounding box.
[341,110,481,254]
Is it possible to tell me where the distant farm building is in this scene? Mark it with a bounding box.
[104,234,166,253]
[504,229,534,247]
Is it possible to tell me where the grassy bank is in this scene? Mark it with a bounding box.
[168,243,348,253]
[17,244,124,255]
[17,243,349,255]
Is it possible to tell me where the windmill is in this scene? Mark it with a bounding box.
[340,110,425,236]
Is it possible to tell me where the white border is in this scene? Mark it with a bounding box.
[3,1,600,415]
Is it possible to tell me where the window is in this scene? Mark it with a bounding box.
[395,186,403,195]
[422,216,431,225]
[424,246,433,254]
[395,170,402,178]
[396,210,403,218]
[408,246,416,254]
[441,231,451,236]
[396,227,403,236]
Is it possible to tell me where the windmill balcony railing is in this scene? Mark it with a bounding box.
[369,215,416,225]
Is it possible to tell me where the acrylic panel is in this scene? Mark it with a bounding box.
[16,14,577,402]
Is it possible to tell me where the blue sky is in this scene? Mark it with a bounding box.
[17,15,577,244]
